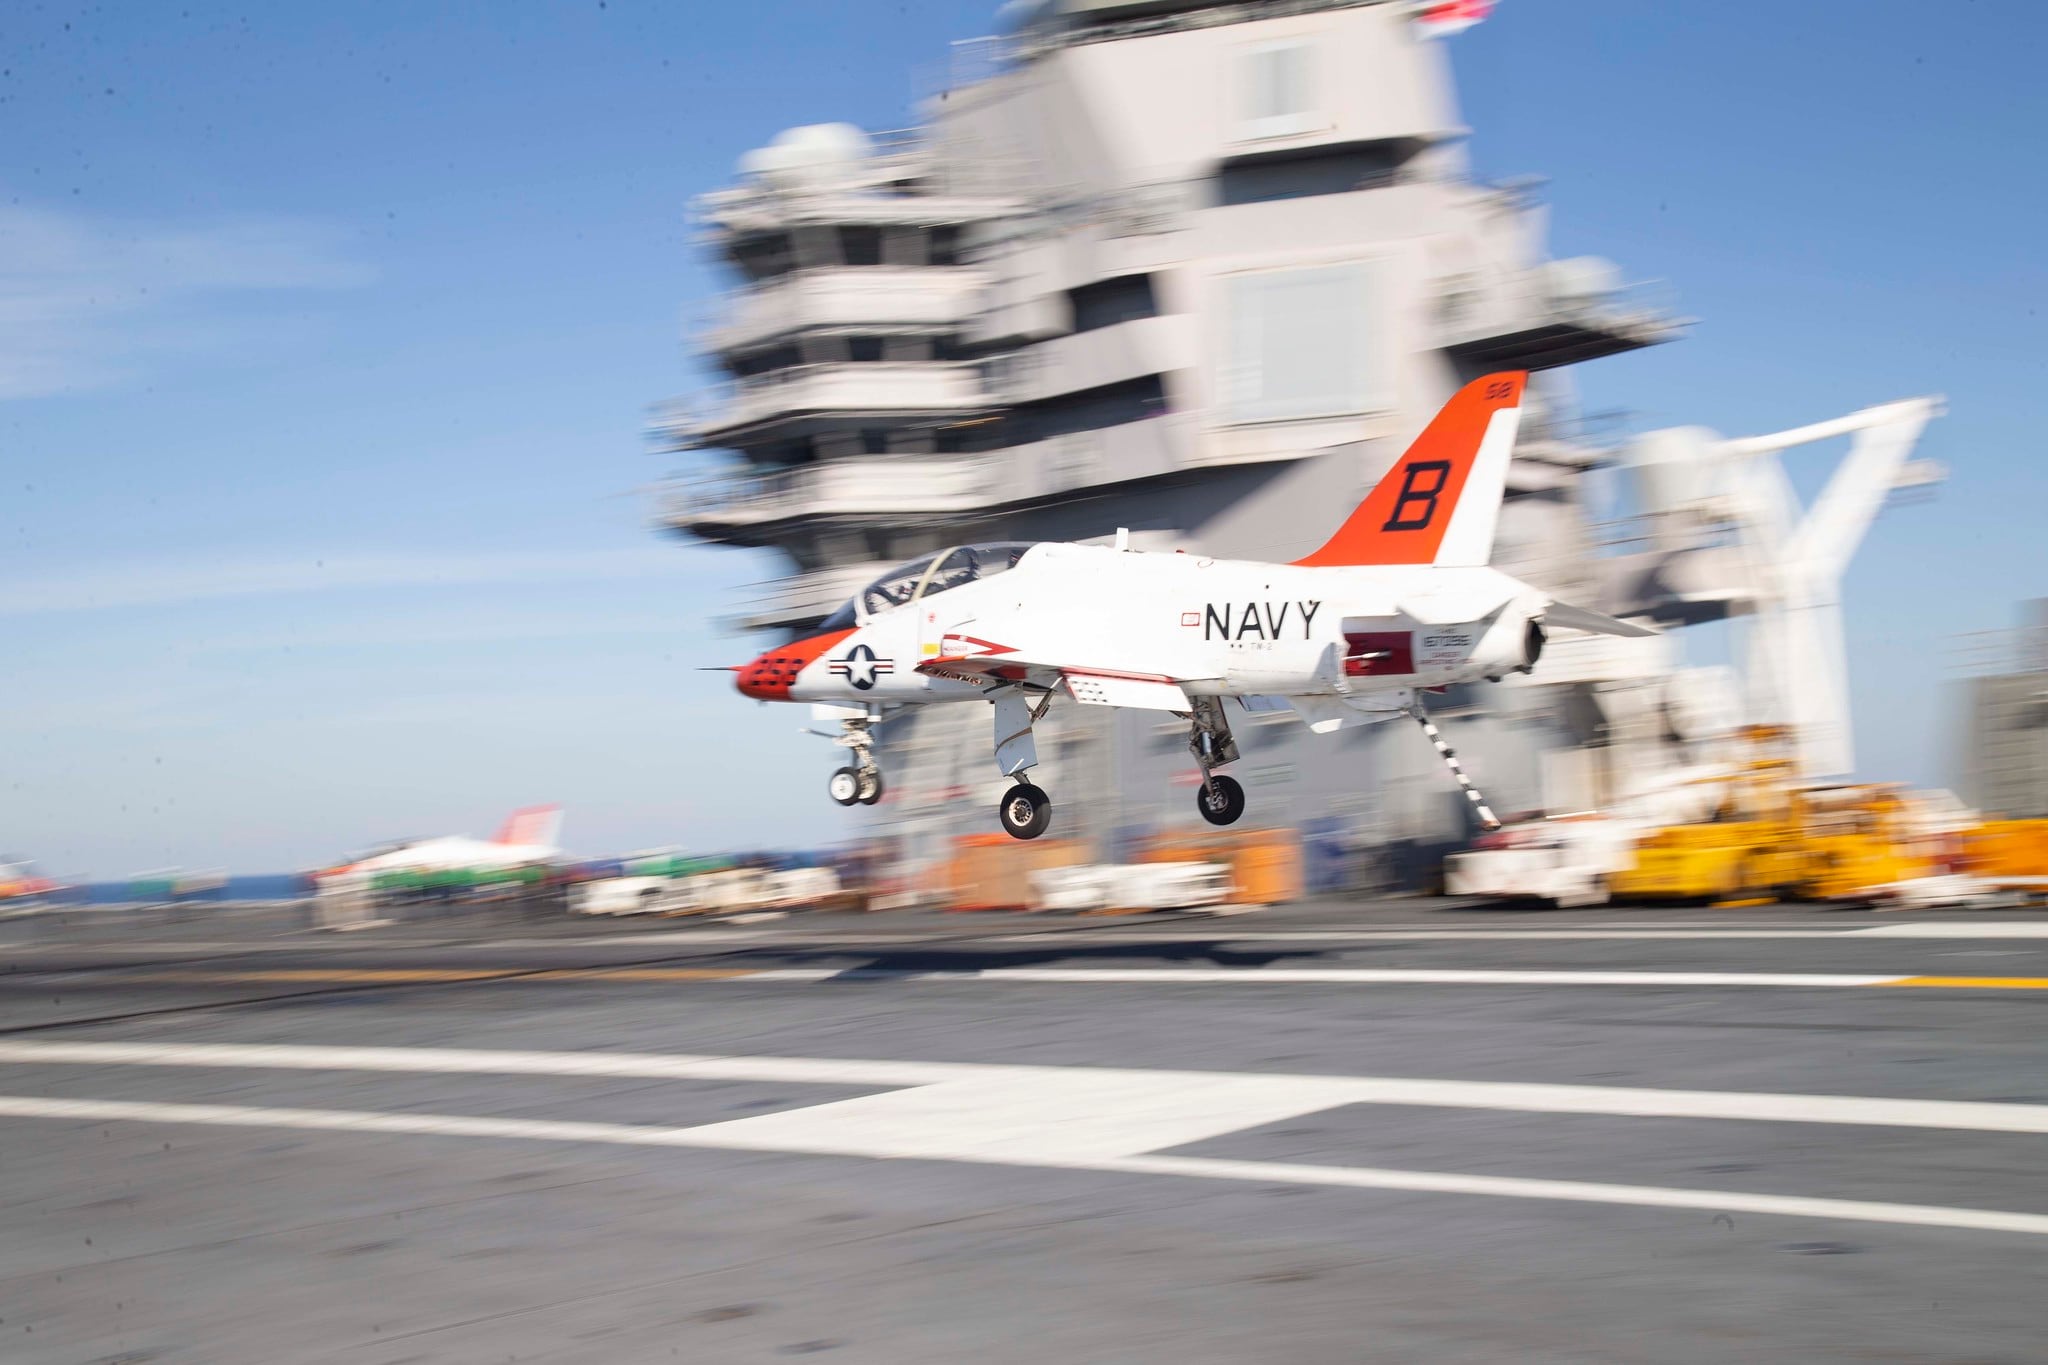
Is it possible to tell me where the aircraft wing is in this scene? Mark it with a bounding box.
[916,654,1209,711]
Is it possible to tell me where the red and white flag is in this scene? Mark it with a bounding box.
[1413,0,1493,39]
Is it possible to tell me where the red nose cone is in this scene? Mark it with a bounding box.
[735,629,854,700]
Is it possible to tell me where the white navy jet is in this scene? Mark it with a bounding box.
[733,372,1651,839]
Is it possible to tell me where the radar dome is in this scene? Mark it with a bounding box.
[739,123,875,190]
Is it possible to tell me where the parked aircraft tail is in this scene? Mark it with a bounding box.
[1293,371,1526,569]
[492,804,563,848]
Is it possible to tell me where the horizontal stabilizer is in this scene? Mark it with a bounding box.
[1545,601,1659,638]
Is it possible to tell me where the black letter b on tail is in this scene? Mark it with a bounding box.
[1382,460,1452,532]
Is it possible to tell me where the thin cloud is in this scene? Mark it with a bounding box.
[0,202,372,399]
[0,547,689,615]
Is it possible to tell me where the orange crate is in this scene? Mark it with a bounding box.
[1133,828,1300,905]
[945,835,1086,911]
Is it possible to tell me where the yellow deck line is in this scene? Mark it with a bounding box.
[542,968,767,981]
[1881,976,2048,990]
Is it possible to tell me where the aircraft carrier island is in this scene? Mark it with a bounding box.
[658,0,1939,894]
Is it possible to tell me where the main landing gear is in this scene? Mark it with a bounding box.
[1187,697,1246,827]
[823,711,885,807]
[992,687,1058,840]
[1196,773,1246,826]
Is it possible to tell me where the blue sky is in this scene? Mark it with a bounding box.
[2,1,2041,875]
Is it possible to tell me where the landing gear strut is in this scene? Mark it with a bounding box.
[992,687,1058,839]
[823,711,885,807]
[1187,697,1246,827]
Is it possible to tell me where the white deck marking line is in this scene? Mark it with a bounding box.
[11,922,2048,955]
[0,1041,973,1088]
[1,1091,2045,1238]
[996,930,1862,942]
[993,927,2048,942]
[7,1041,2048,1135]
[1101,1155,2048,1239]
[17,967,1926,987]
[814,968,1902,986]
[1855,923,2048,938]
[26,964,2048,989]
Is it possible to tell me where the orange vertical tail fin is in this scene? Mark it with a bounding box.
[1293,372,1526,568]
[492,805,563,848]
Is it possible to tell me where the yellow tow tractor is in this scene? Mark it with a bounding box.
[1609,727,1933,905]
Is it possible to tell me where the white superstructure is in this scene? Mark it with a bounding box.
[658,0,1724,882]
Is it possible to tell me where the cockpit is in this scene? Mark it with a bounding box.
[817,542,1043,631]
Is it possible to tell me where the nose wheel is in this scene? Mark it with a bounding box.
[827,765,885,807]
[998,782,1052,840]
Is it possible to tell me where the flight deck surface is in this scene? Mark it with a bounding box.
[5,899,2047,1362]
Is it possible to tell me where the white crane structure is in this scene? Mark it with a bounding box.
[1626,396,1945,779]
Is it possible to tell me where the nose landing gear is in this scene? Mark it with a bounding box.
[828,765,884,807]
[821,709,886,807]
